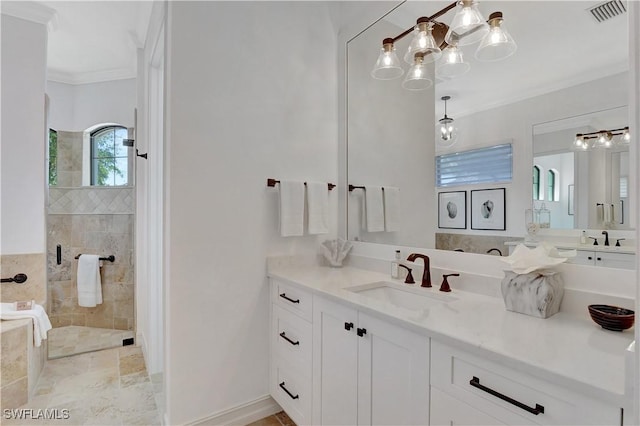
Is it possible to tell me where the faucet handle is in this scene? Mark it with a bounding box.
[616,238,625,247]
[399,264,415,284]
[440,273,460,292]
[588,237,598,246]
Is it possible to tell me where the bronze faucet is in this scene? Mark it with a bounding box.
[398,264,415,284]
[406,253,431,287]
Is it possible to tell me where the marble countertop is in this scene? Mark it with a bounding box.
[504,240,636,254]
[268,263,634,406]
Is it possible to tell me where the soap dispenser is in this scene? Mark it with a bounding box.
[391,250,401,279]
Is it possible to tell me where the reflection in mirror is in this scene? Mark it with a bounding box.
[532,106,631,230]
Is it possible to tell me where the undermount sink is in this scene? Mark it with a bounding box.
[347,281,457,311]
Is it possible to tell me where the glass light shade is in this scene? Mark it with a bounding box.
[402,60,433,90]
[475,17,517,62]
[371,43,404,80]
[573,134,585,149]
[594,132,613,148]
[437,117,458,147]
[404,22,442,64]
[622,127,631,142]
[445,0,489,46]
[436,44,471,79]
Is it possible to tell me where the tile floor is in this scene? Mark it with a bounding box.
[248,411,296,426]
[48,326,135,359]
[3,346,160,425]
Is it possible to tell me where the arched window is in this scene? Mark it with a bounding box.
[532,165,541,200]
[547,169,557,201]
[90,126,129,186]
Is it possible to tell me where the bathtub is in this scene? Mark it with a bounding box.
[0,318,46,409]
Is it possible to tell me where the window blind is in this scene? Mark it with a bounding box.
[436,143,513,187]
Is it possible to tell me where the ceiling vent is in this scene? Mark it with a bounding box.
[588,0,627,23]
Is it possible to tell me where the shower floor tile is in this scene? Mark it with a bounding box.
[49,326,134,359]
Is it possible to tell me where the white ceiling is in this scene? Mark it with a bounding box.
[381,1,629,118]
[40,1,153,85]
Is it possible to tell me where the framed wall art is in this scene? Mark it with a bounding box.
[471,188,506,231]
[438,191,466,229]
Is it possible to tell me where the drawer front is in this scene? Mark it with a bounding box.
[431,341,620,425]
[431,387,506,426]
[271,361,312,426]
[273,304,312,370]
[272,279,312,321]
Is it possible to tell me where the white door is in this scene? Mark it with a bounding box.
[357,312,430,426]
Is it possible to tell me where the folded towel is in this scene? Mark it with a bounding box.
[0,302,52,347]
[279,181,305,237]
[77,254,103,307]
[365,186,385,232]
[306,182,329,235]
[383,186,400,232]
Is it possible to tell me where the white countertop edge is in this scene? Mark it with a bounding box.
[268,265,632,407]
[504,240,636,254]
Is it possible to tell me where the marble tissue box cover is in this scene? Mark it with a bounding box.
[501,271,564,319]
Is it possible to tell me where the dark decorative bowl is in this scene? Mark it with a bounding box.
[588,305,635,331]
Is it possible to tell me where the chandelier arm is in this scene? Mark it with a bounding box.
[579,127,629,139]
[386,1,457,44]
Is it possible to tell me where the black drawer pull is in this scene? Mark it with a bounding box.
[597,257,602,261]
[345,322,354,331]
[469,376,544,416]
[279,332,299,346]
[279,293,300,304]
[357,327,367,337]
[279,382,299,400]
[588,256,593,260]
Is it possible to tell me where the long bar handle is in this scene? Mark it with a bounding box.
[469,376,544,415]
[279,293,300,304]
[279,332,300,346]
[279,382,299,400]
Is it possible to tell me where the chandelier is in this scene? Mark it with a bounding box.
[371,0,517,90]
[573,127,631,150]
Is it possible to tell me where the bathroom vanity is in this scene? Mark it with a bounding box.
[268,260,633,426]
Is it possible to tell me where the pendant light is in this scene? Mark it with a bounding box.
[402,53,433,91]
[445,0,489,46]
[573,127,631,150]
[437,96,458,147]
[371,38,404,80]
[475,12,517,62]
[404,20,442,64]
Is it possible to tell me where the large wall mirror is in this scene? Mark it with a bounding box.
[346,1,632,253]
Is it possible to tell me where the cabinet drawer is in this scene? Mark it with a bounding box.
[272,279,312,321]
[431,387,505,426]
[431,341,620,425]
[273,304,312,370]
[271,361,312,426]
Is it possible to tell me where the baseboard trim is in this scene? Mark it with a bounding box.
[187,395,281,426]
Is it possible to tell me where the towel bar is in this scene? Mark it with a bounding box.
[75,254,115,262]
[348,185,387,192]
[267,178,335,190]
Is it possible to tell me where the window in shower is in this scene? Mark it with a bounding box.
[90,125,129,186]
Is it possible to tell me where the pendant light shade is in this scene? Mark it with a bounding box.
[404,21,442,64]
[402,53,433,91]
[475,12,517,61]
[573,134,586,150]
[437,43,471,79]
[445,0,489,46]
[437,96,458,147]
[371,39,404,80]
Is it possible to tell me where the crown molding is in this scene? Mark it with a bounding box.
[1,1,57,32]
[47,67,136,85]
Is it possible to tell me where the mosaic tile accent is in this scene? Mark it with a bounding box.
[48,188,134,215]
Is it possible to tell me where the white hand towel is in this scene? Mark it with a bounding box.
[279,181,305,237]
[77,254,103,307]
[383,186,400,232]
[603,203,613,224]
[365,186,385,232]
[307,182,329,235]
[0,302,53,347]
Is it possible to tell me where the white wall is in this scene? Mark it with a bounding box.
[448,72,628,237]
[47,79,136,131]
[165,2,338,423]
[0,14,48,254]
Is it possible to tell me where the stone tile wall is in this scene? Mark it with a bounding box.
[49,187,134,214]
[435,233,513,257]
[54,131,83,187]
[47,214,134,330]
[0,253,46,305]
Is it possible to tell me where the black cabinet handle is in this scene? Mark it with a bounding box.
[588,256,593,260]
[357,327,367,337]
[469,376,544,415]
[345,322,354,331]
[279,293,300,304]
[279,382,299,400]
[279,332,299,346]
[597,257,602,261]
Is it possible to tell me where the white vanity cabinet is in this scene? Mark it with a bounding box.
[430,340,622,426]
[270,280,314,426]
[567,250,635,269]
[311,296,430,425]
